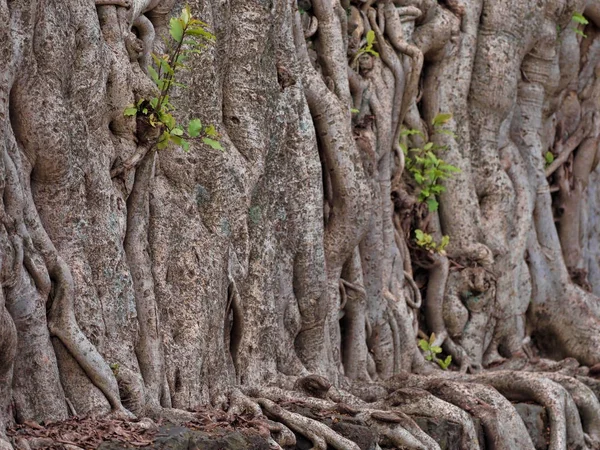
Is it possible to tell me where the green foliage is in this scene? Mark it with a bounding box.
[572,12,589,38]
[401,113,460,212]
[545,151,555,167]
[418,333,452,370]
[124,5,222,152]
[415,229,450,255]
[352,30,379,67]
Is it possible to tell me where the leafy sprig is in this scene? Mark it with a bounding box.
[572,12,589,38]
[414,229,450,255]
[401,113,460,212]
[124,5,222,152]
[352,30,379,68]
[418,333,452,370]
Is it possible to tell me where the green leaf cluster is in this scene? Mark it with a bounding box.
[572,12,589,37]
[124,5,223,152]
[401,113,460,212]
[418,333,452,370]
[352,30,379,68]
[414,229,449,255]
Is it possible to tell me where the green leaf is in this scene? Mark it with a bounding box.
[149,97,159,109]
[415,229,424,241]
[436,129,457,138]
[429,333,436,345]
[157,131,171,150]
[431,346,442,354]
[160,58,174,75]
[366,30,375,47]
[148,66,160,85]
[572,12,589,25]
[170,135,190,152]
[437,355,452,370]
[158,112,175,130]
[181,5,191,26]
[171,126,184,136]
[174,53,188,66]
[439,163,461,173]
[170,17,185,43]
[186,27,215,40]
[545,151,555,165]
[440,235,450,251]
[427,197,439,212]
[124,106,138,117]
[204,124,218,137]
[423,142,433,151]
[432,113,452,127]
[418,339,429,352]
[202,137,223,150]
[151,53,163,67]
[400,142,408,155]
[351,108,360,114]
[400,128,424,137]
[169,134,184,146]
[189,18,210,28]
[188,118,202,137]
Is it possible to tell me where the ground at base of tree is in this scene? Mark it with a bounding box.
[6,400,552,450]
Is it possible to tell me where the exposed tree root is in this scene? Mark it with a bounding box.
[258,398,361,450]
[123,150,165,412]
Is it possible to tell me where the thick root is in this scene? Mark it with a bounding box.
[383,387,480,450]
[257,398,361,450]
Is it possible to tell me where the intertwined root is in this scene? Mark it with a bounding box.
[226,372,600,450]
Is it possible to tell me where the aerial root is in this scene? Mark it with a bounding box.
[539,373,600,446]
[354,410,438,450]
[244,383,441,449]
[110,142,154,178]
[382,387,480,450]
[387,373,537,449]
[228,388,264,417]
[227,389,296,448]
[256,398,360,450]
[264,419,296,448]
[387,370,600,449]
[461,371,588,450]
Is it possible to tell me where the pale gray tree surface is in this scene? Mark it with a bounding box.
[2,0,600,448]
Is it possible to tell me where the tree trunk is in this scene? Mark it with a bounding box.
[3,0,600,448]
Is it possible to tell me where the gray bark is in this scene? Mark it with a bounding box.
[2,0,600,448]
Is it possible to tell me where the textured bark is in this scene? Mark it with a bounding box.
[3,0,600,448]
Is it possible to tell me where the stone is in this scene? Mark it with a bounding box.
[98,424,270,450]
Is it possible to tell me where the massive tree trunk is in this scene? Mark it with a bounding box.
[2,0,600,448]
